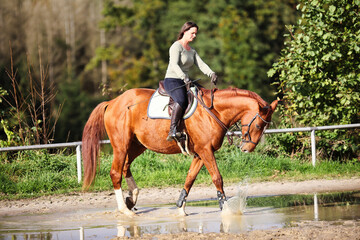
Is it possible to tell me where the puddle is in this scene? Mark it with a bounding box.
[1,191,360,239]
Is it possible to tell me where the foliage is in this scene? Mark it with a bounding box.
[87,0,168,94]
[0,88,9,146]
[0,0,298,142]
[268,0,360,159]
[219,0,298,98]
[88,0,298,100]
[0,48,62,146]
[0,87,6,102]
[54,75,105,142]
[0,0,105,143]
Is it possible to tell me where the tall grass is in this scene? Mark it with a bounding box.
[1,144,359,200]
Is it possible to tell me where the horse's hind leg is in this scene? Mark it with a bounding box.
[110,147,136,217]
[124,175,138,210]
[123,142,146,210]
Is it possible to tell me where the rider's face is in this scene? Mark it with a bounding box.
[183,27,197,42]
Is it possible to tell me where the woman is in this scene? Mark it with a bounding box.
[164,21,217,141]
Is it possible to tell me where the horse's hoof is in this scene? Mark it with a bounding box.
[119,208,136,217]
[125,197,136,210]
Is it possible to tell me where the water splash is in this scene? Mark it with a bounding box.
[222,181,248,215]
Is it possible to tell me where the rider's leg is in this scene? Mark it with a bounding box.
[167,102,184,141]
[164,78,188,141]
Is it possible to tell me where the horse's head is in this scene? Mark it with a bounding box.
[239,100,278,153]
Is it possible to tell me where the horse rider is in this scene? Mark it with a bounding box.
[163,21,218,141]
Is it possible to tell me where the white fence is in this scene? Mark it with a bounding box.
[1,123,359,183]
[0,140,109,183]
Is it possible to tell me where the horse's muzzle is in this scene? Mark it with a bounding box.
[240,142,251,153]
[241,149,249,153]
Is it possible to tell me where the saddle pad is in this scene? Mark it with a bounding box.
[147,87,198,120]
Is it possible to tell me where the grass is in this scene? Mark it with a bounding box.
[1,143,359,200]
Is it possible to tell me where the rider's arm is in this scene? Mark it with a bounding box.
[194,51,214,77]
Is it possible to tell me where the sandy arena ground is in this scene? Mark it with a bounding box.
[1,178,360,239]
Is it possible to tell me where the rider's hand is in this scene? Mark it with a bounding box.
[184,77,191,85]
[211,73,218,85]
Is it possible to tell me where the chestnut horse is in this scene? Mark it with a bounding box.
[82,86,278,216]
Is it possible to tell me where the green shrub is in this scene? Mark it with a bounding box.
[268,0,360,160]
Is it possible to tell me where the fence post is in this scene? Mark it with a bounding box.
[311,129,316,167]
[76,145,82,183]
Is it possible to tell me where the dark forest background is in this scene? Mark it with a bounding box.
[0,0,299,144]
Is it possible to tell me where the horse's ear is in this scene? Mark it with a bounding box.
[259,100,278,114]
[270,100,279,113]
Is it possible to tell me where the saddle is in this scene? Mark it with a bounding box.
[158,80,195,116]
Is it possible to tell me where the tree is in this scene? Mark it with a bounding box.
[0,0,299,143]
[89,0,298,100]
[219,0,298,99]
[86,0,168,94]
[268,0,360,159]
[54,76,103,142]
[0,0,106,143]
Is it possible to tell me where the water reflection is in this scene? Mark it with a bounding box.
[117,223,140,238]
[1,191,360,239]
[109,206,286,237]
[80,227,84,240]
[314,193,319,221]
[109,191,360,238]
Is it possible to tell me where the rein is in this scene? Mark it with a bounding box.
[191,84,232,143]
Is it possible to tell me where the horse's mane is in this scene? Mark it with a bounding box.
[201,86,269,108]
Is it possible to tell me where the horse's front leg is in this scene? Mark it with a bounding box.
[199,148,226,210]
[177,155,204,216]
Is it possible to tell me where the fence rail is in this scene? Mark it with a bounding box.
[1,123,359,183]
[232,123,360,167]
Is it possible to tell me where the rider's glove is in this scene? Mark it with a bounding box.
[184,77,191,85]
[211,73,218,85]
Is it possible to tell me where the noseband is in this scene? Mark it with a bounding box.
[241,113,271,145]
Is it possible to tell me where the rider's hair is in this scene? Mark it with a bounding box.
[177,22,199,40]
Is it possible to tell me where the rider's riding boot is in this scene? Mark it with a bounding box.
[166,102,184,141]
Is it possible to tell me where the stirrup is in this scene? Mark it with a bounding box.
[166,130,181,141]
[166,133,174,141]
[174,132,192,156]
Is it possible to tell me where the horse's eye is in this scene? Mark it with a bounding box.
[255,124,261,129]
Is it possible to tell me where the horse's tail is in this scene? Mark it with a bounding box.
[82,101,109,190]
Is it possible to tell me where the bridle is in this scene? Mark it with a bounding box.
[240,112,271,145]
[191,85,271,146]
